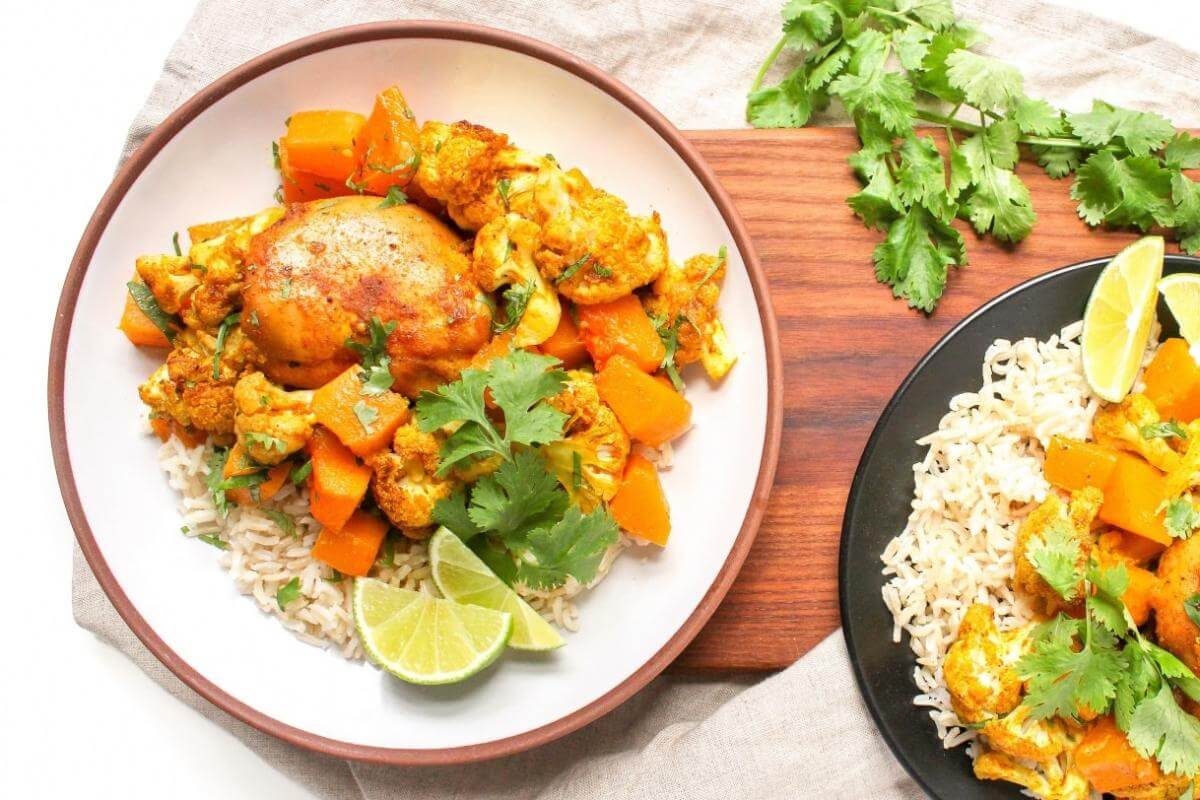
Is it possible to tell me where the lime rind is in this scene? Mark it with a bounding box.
[352,578,512,685]
[1082,236,1164,402]
[1159,273,1200,358]
[429,527,565,652]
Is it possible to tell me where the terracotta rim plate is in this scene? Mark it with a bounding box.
[839,254,1200,798]
[48,22,782,764]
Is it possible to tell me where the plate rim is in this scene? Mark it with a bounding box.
[47,21,783,765]
[838,253,1200,798]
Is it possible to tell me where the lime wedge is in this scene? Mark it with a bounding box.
[1159,273,1200,361]
[352,578,512,685]
[429,527,565,651]
[1082,236,1164,402]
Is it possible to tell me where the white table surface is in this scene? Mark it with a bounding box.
[5,0,1198,797]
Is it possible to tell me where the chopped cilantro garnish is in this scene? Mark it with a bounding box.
[1164,498,1200,540]
[172,231,182,257]
[126,281,181,342]
[699,245,729,285]
[263,509,296,537]
[197,534,228,550]
[271,140,280,170]
[345,316,398,395]
[652,313,687,391]
[1026,520,1083,602]
[275,577,301,610]
[244,431,286,453]
[491,280,536,334]
[1142,421,1189,440]
[212,312,241,379]
[1186,594,1200,629]
[378,186,408,208]
[280,278,293,299]
[571,450,583,491]
[290,458,313,485]
[353,400,378,433]
[591,263,613,278]
[497,178,512,211]
[555,254,591,284]
[204,447,232,516]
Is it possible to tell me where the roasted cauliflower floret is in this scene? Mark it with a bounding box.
[182,207,285,329]
[370,424,454,533]
[973,750,1089,800]
[416,121,519,231]
[135,254,198,315]
[535,189,668,305]
[540,371,630,510]
[1165,420,1200,500]
[1093,394,1184,473]
[473,213,561,347]
[944,604,1029,724]
[643,250,737,381]
[1013,489,1103,615]
[980,705,1073,763]
[232,372,315,465]
[138,328,263,434]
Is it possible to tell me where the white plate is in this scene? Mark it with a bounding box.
[51,22,781,763]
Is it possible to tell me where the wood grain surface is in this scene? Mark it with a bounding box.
[673,127,1184,671]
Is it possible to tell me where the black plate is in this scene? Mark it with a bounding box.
[840,253,1200,799]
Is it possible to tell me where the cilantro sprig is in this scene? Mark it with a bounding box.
[1016,546,1200,776]
[126,281,181,342]
[1163,497,1200,540]
[345,317,398,395]
[1142,421,1189,441]
[417,351,620,589]
[748,0,1200,311]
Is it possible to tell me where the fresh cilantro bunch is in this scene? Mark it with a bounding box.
[1021,533,1200,775]
[416,351,620,589]
[747,0,1200,311]
[345,316,398,395]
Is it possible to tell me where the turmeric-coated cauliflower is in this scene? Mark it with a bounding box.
[541,371,630,510]
[183,207,285,329]
[1111,774,1195,800]
[138,328,263,434]
[415,121,525,231]
[1013,489,1103,616]
[1165,420,1200,500]
[1093,394,1184,473]
[135,254,198,315]
[370,424,454,533]
[973,750,1089,800]
[944,604,1029,724]
[232,372,315,465]
[473,213,561,347]
[535,189,668,305]
[643,250,737,381]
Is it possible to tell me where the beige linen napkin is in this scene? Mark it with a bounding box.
[71,1,1200,797]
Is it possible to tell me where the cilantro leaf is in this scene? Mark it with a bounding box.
[894,0,955,30]
[470,536,518,586]
[1142,421,1189,440]
[1170,173,1200,254]
[652,314,687,391]
[1165,133,1200,170]
[1087,560,1131,634]
[1186,594,1200,630]
[871,204,965,312]
[263,509,296,537]
[378,186,408,208]
[895,134,957,223]
[290,458,312,485]
[747,66,815,128]
[1018,620,1123,721]
[432,487,483,541]
[781,0,835,51]
[126,281,181,342]
[1067,100,1176,157]
[352,400,378,433]
[197,533,228,550]
[244,431,287,453]
[275,577,301,610]
[829,69,916,135]
[963,162,1036,242]
[345,317,397,396]
[467,451,568,546]
[945,50,1023,111]
[212,312,241,379]
[847,152,900,230]
[1026,521,1084,602]
[204,446,232,516]
[1163,498,1200,540]
[1116,641,1160,731]
[1071,152,1174,231]
[1009,96,1062,137]
[808,44,850,89]
[492,279,536,334]
[1128,682,1200,775]
[514,506,620,590]
[892,26,932,72]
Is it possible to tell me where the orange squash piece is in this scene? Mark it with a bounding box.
[1144,338,1200,422]
[278,139,355,203]
[281,110,366,182]
[221,443,289,507]
[311,510,389,576]
[596,355,692,447]
[1098,452,1172,546]
[1098,529,1165,565]
[609,454,671,546]
[312,366,410,457]
[352,87,422,196]
[120,289,171,348]
[1044,437,1120,492]
[1076,716,1162,793]
[577,294,666,373]
[309,427,372,532]
[539,310,589,368]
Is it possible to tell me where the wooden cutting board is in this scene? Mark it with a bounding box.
[672,127,1186,671]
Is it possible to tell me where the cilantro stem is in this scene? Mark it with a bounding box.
[865,6,921,28]
[750,36,788,94]
[913,109,1088,149]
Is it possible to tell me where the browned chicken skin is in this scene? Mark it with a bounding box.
[241,196,492,395]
